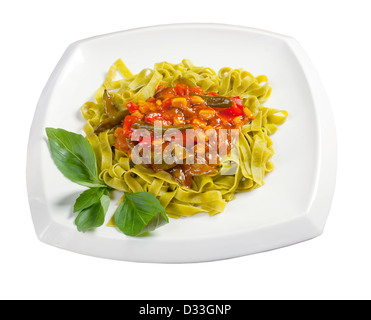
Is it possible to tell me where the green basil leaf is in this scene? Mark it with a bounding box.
[73,187,107,213]
[75,192,110,232]
[46,128,104,188]
[114,192,169,236]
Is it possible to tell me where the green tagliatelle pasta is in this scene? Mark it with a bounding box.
[81,59,288,219]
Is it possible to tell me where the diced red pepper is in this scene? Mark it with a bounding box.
[145,112,172,126]
[162,98,172,109]
[220,102,244,118]
[229,103,244,116]
[220,108,234,118]
[122,115,137,138]
[220,96,244,117]
[144,112,164,124]
[231,96,243,109]
[207,92,219,96]
[189,87,204,95]
[174,83,189,96]
[156,85,166,91]
[126,102,138,113]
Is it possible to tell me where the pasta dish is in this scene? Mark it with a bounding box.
[80,59,287,219]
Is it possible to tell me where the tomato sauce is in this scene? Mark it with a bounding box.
[114,83,255,187]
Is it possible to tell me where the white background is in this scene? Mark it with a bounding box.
[1,0,370,300]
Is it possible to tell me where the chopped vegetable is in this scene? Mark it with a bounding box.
[190,93,234,108]
[126,101,139,113]
[103,90,118,116]
[94,110,130,134]
[122,115,138,137]
[131,121,194,132]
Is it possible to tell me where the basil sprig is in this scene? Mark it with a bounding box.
[45,128,105,188]
[45,128,168,236]
[74,187,110,232]
[115,192,169,237]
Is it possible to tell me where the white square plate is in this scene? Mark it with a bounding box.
[27,23,336,263]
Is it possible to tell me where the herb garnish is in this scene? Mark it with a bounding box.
[45,128,168,236]
[114,192,168,236]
